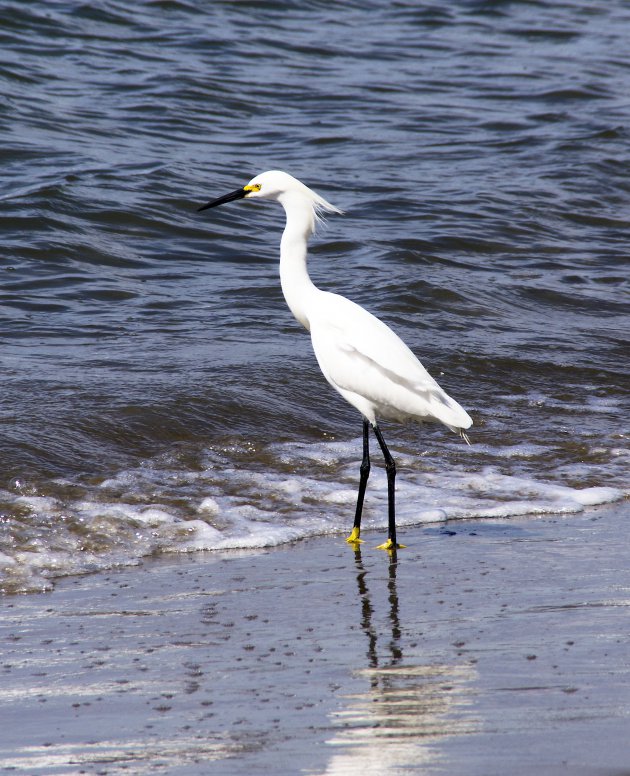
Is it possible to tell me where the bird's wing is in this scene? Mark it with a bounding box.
[309,292,472,429]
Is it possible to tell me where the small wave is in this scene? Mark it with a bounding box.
[0,437,624,594]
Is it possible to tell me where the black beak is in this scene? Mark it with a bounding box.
[198,187,247,212]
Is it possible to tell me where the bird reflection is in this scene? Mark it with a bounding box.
[319,546,477,775]
[352,544,402,671]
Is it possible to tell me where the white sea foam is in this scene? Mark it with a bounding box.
[0,436,626,593]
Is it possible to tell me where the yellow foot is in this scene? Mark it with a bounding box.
[376,538,407,551]
[345,527,364,544]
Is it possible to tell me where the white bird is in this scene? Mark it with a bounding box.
[199,170,472,550]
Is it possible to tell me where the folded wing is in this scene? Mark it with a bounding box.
[309,291,472,432]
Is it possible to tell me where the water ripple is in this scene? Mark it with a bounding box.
[1,0,628,590]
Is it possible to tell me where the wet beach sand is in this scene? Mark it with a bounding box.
[2,501,629,776]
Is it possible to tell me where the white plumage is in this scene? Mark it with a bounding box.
[199,170,472,550]
[309,292,471,430]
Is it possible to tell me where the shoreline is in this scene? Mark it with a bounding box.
[2,501,629,775]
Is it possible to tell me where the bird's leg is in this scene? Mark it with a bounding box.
[346,418,370,544]
[373,424,406,550]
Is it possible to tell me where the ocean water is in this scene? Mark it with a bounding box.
[1,0,628,593]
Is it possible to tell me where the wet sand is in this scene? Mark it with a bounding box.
[2,502,629,775]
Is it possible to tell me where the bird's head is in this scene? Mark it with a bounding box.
[241,170,298,202]
[198,170,342,222]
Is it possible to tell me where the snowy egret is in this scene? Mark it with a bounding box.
[199,171,472,550]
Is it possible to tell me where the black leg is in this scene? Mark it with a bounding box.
[346,418,370,544]
[373,424,404,550]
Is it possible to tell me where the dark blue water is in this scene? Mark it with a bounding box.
[0,1,628,593]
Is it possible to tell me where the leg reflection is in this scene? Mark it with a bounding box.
[352,544,378,669]
[352,545,402,670]
[387,555,402,662]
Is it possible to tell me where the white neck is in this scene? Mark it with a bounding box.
[278,194,319,331]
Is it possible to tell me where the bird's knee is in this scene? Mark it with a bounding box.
[360,460,371,477]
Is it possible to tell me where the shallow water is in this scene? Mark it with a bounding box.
[1,1,628,592]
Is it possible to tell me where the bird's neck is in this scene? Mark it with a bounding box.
[279,196,318,331]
